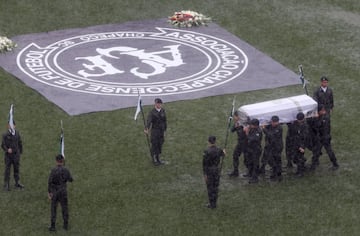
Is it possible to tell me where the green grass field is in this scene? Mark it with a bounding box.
[0,0,359,235]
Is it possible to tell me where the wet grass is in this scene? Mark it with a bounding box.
[0,0,359,235]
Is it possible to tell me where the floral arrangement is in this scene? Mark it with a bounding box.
[0,36,17,53]
[168,10,211,28]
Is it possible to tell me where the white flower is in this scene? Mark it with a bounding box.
[0,36,17,53]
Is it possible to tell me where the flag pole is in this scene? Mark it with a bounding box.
[141,106,153,161]
[298,65,309,95]
[220,96,235,172]
[8,104,15,135]
[60,120,65,165]
[134,92,152,161]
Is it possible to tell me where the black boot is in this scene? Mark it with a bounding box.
[331,162,339,171]
[15,182,24,189]
[228,170,239,177]
[49,223,56,232]
[242,171,251,177]
[152,155,160,166]
[155,155,164,165]
[258,165,265,174]
[4,182,10,191]
[63,221,68,230]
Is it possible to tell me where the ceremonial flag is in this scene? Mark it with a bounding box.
[224,96,236,149]
[230,97,235,121]
[134,95,142,121]
[298,65,309,95]
[60,120,65,158]
[8,104,15,135]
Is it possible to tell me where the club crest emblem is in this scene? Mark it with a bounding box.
[17,27,248,96]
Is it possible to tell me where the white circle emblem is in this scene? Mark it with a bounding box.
[17,27,248,96]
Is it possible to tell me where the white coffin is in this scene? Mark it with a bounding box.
[237,94,318,125]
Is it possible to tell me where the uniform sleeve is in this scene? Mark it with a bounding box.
[17,132,23,154]
[262,125,270,136]
[1,134,7,152]
[48,169,54,193]
[66,169,73,182]
[329,88,334,109]
[146,110,152,129]
[202,150,208,175]
[298,125,308,149]
[163,110,167,132]
[313,89,319,103]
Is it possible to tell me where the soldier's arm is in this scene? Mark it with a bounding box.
[48,170,54,193]
[163,110,167,132]
[1,134,8,152]
[329,89,334,110]
[67,169,74,182]
[18,133,23,154]
[202,150,208,175]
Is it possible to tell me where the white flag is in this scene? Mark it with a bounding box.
[134,95,142,120]
[9,104,15,135]
[60,120,65,158]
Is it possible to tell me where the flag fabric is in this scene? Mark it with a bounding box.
[298,65,309,95]
[60,120,65,158]
[134,95,142,121]
[298,65,305,86]
[8,104,15,135]
[230,97,235,120]
[224,97,236,149]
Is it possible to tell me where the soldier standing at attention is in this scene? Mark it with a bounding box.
[145,98,167,166]
[228,111,247,177]
[203,136,225,209]
[313,76,334,114]
[48,154,73,232]
[1,121,24,191]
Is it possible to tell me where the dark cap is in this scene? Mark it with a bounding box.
[320,76,328,82]
[208,135,216,144]
[56,154,64,161]
[271,115,279,122]
[250,118,259,126]
[296,112,305,121]
[154,98,163,104]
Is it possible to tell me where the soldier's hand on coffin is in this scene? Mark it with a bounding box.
[299,147,305,153]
